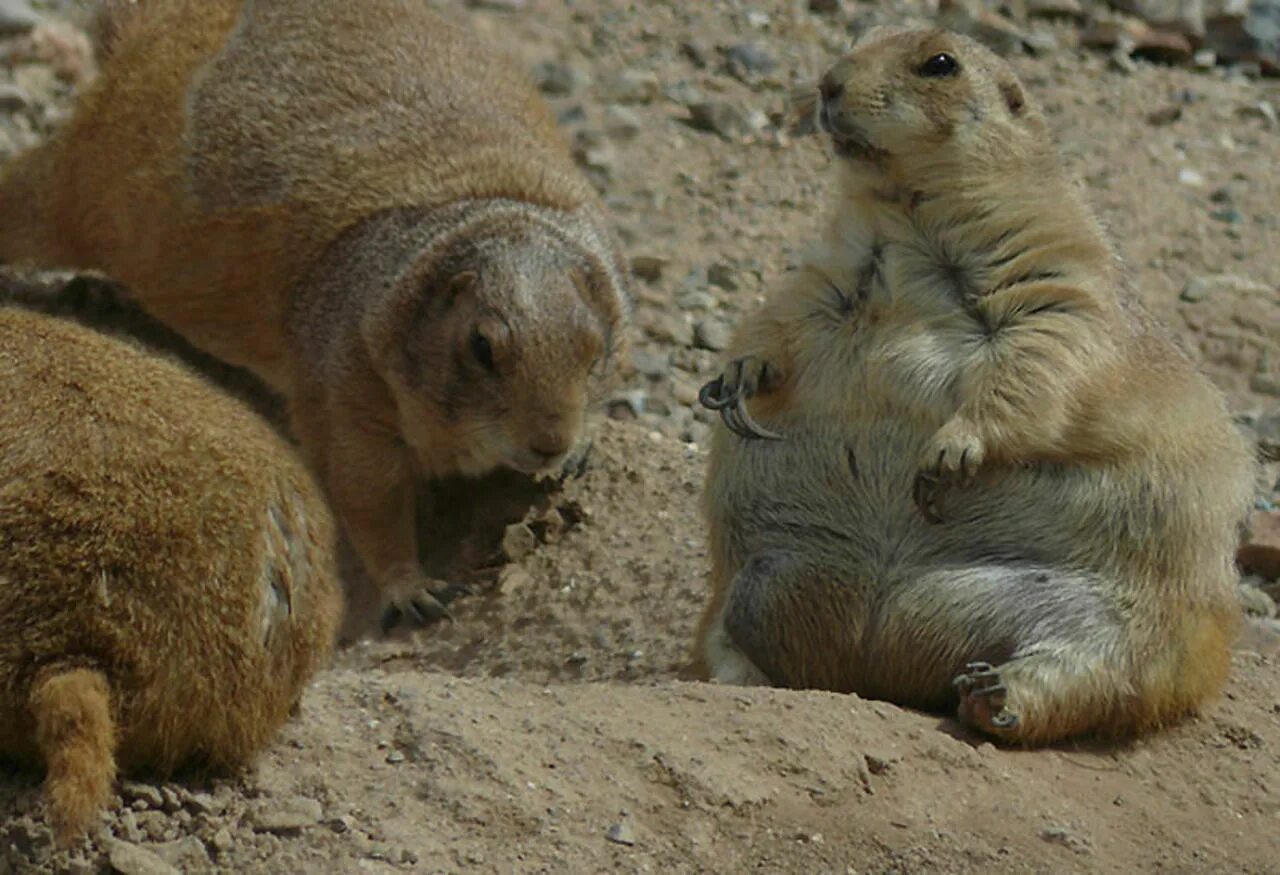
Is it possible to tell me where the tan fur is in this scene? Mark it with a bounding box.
[0,306,342,841]
[694,28,1256,744]
[0,0,629,627]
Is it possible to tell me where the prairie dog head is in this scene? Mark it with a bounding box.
[377,214,624,479]
[794,28,1047,176]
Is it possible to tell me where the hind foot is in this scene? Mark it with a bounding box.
[954,661,1020,735]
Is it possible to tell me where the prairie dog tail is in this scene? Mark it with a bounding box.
[29,668,117,845]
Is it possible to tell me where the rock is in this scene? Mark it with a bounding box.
[0,83,30,113]
[723,42,777,82]
[1237,99,1278,126]
[251,797,323,833]
[1250,409,1280,459]
[1082,19,1138,48]
[1204,0,1280,74]
[0,0,39,35]
[1026,0,1085,19]
[12,22,95,84]
[120,782,164,810]
[938,0,1030,55]
[1110,44,1141,72]
[151,837,211,870]
[864,754,893,775]
[1147,104,1184,125]
[572,130,618,185]
[1023,29,1062,54]
[603,104,643,141]
[1180,273,1271,303]
[630,348,671,379]
[680,40,713,68]
[1236,615,1280,655]
[497,565,534,593]
[1178,167,1205,186]
[1240,581,1277,616]
[501,523,538,562]
[630,255,668,283]
[1131,28,1196,63]
[1039,826,1092,855]
[1239,509,1280,581]
[672,380,701,407]
[707,262,739,291]
[686,100,751,139]
[604,69,660,105]
[532,61,589,96]
[640,310,694,347]
[184,792,221,815]
[809,0,844,11]
[210,828,234,853]
[106,840,180,875]
[607,389,647,420]
[677,289,717,312]
[694,318,732,352]
[1115,0,1206,38]
[605,821,637,846]
[466,0,527,9]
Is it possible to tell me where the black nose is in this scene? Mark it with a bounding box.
[819,75,844,104]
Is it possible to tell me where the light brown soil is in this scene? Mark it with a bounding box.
[2,1,1278,873]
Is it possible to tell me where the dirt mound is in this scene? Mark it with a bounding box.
[2,0,1279,872]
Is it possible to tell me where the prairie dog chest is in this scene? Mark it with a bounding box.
[791,229,984,422]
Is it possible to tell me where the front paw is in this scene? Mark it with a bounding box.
[698,356,784,441]
[379,575,471,633]
[913,419,985,523]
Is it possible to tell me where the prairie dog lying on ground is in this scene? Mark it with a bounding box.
[0,306,342,841]
[0,0,629,630]
[695,27,1256,744]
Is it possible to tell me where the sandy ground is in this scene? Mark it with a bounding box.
[1,0,1279,872]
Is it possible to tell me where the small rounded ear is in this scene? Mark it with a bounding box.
[445,271,479,300]
[998,76,1026,116]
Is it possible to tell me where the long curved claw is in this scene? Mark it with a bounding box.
[913,471,944,524]
[725,397,783,441]
[380,581,471,634]
[698,375,784,442]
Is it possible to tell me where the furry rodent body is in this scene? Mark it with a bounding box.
[0,0,629,626]
[695,27,1256,744]
[0,305,342,842]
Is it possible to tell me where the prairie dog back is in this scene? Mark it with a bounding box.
[0,306,342,841]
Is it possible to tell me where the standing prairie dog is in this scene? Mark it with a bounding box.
[0,0,629,630]
[0,305,342,843]
[694,27,1257,744]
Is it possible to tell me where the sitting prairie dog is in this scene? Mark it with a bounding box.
[694,27,1257,744]
[0,305,342,843]
[0,0,629,630]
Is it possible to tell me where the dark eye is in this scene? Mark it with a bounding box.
[918,52,959,78]
[470,330,495,372]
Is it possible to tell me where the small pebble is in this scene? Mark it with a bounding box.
[106,840,180,875]
[694,318,732,352]
[605,821,636,846]
[251,797,324,833]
